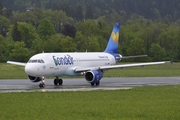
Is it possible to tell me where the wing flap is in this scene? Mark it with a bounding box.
[7,61,26,66]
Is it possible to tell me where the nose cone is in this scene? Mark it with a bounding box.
[25,64,38,76]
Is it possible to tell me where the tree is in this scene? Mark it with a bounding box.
[86,36,101,52]
[10,22,39,48]
[149,43,166,61]
[11,22,21,41]
[59,36,77,52]
[11,11,36,26]
[61,24,76,38]
[10,41,30,62]
[3,8,13,18]
[157,25,180,60]
[43,35,77,52]
[76,20,100,36]
[2,37,14,62]
[37,18,56,40]
[0,35,7,61]
[45,10,75,33]
[76,5,83,21]
[31,38,44,54]
[85,5,93,19]
[74,31,86,52]
[74,31,100,52]
[0,2,3,15]
[0,15,10,37]
[127,37,145,56]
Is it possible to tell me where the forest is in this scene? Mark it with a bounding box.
[0,0,180,62]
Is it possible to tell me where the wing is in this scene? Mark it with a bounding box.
[75,62,165,72]
[7,61,26,66]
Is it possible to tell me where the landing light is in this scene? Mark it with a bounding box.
[80,72,86,75]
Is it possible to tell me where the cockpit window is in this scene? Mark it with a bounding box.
[41,60,44,63]
[28,59,45,63]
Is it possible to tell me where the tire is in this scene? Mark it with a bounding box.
[91,83,95,86]
[39,83,45,88]
[96,81,100,86]
[54,79,58,85]
[58,79,63,85]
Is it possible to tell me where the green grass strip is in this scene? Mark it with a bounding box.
[0,85,180,120]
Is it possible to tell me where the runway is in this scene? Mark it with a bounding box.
[0,77,180,93]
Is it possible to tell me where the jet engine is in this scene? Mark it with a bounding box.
[85,70,102,83]
[28,75,41,82]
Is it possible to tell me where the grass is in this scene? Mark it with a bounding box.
[0,85,180,120]
[105,62,180,77]
[0,63,26,79]
[0,62,180,79]
[0,62,180,119]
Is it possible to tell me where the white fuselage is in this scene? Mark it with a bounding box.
[25,52,116,77]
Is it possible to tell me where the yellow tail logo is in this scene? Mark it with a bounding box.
[111,32,119,44]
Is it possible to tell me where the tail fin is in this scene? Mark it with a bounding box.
[104,22,120,54]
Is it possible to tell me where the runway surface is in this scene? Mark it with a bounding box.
[0,77,180,93]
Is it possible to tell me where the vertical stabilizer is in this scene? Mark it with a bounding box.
[104,22,120,53]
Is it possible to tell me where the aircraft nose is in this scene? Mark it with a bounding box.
[25,64,38,76]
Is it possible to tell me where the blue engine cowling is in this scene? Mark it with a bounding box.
[85,70,102,83]
[28,75,41,82]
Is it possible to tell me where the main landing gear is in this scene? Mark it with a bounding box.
[39,76,45,88]
[54,77,63,86]
[91,81,100,86]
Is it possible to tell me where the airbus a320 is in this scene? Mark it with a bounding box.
[7,22,165,88]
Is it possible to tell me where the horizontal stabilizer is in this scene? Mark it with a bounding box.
[121,55,147,59]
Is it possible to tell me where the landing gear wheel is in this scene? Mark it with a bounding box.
[96,81,100,86]
[39,83,45,88]
[54,78,63,86]
[91,81,100,86]
[58,79,63,85]
[54,79,58,85]
[91,83,95,86]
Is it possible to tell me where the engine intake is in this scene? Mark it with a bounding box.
[85,70,102,83]
[28,75,41,82]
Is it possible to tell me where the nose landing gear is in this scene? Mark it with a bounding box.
[39,76,45,88]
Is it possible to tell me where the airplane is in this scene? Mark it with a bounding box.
[7,22,165,88]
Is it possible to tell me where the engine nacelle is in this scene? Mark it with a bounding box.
[28,75,41,82]
[85,70,102,83]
